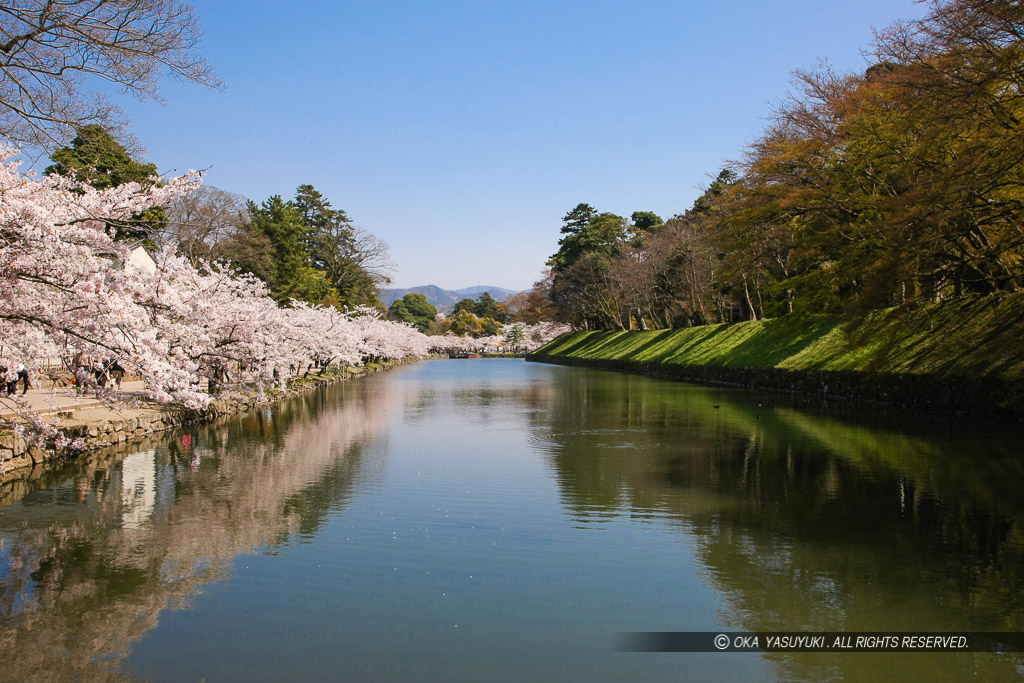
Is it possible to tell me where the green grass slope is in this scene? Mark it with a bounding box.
[532,293,1024,382]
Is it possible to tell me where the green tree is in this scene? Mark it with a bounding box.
[294,184,337,235]
[630,211,664,239]
[214,185,390,308]
[548,208,627,273]
[47,124,158,190]
[388,293,436,332]
[560,203,598,236]
[296,184,390,308]
[504,323,526,347]
[448,309,484,337]
[479,317,502,336]
[244,195,333,303]
[452,298,477,316]
[46,124,166,243]
[547,207,629,327]
[403,293,437,319]
[473,292,503,321]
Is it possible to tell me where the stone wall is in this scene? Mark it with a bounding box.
[526,353,1024,421]
[0,360,413,479]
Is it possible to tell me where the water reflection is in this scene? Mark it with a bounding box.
[531,367,1024,679]
[0,380,391,682]
[1,360,1022,681]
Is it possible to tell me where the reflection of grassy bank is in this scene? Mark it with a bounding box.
[536,369,1024,524]
[533,293,1024,380]
[768,406,1024,511]
[533,368,1024,679]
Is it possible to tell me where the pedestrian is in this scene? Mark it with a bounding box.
[94,358,109,389]
[110,359,125,389]
[6,363,29,395]
[73,350,91,395]
[16,363,29,395]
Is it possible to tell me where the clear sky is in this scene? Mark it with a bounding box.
[118,0,927,291]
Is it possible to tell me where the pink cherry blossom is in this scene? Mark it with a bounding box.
[0,148,433,449]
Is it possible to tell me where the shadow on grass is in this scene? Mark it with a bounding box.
[619,330,677,361]
[536,293,1024,381]
[662,325,735,365]
[536,331,601,357]
[831,294,1024,379]
[712,316,839,367]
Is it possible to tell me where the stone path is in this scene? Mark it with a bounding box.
[0,380,207,418]
[0,380,150,417]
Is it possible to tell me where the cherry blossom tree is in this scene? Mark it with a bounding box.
[431,322,570,354]
[522,322,571,350]
[0,148,431,449]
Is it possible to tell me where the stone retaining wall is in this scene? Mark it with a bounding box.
[526,353,1024,421]
[0,360,413,479]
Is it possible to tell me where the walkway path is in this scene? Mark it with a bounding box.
[0,380,206,419]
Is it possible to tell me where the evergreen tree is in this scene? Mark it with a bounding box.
[388,293,436,331]
[46,124,165,243]
[245,195,333,304]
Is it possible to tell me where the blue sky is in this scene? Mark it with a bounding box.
[118,0,927,290]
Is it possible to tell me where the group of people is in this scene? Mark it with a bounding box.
[1,363,30,396]
[72,352,126,393]
[0,352,132,400]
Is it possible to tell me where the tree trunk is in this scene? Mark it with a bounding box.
[743,273,758,321]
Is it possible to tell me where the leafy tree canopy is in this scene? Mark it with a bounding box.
[46,125,158,190]
[45,124,165,243]
[388,293,436,332]
[547,207,627,273]
[631,211,664,235]
[452,298,477,316]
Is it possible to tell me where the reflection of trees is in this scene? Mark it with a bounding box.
[396,360,560,427]
[0,379,391,682]
[406,383,557,427]
[535,369,1024,680]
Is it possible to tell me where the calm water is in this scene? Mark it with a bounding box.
[1,359,1024,681]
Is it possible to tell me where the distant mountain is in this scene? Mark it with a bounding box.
[380,285,459,310]
[380,285,520,314]
[453,286,518,300]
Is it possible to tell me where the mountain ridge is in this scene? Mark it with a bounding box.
[381,285,520,314]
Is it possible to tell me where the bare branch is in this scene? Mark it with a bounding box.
[0,0,222,150]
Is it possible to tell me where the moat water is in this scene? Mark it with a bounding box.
[1,359,1023,681]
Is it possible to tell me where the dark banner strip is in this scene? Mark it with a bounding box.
[618,632,1024,653]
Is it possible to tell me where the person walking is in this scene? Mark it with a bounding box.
[6,363,30,395]
[110,359,125,389]
[73,350,92,395]
[94,358,110,389]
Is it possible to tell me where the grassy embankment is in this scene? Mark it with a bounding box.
[531,293,1024,382]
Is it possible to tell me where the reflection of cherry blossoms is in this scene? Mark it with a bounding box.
[0,377,394,682]
[0,149,431,446]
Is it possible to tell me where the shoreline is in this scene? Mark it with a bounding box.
[0,358,418,481]
[524,296,1024,421]
[526,353,1024,421]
